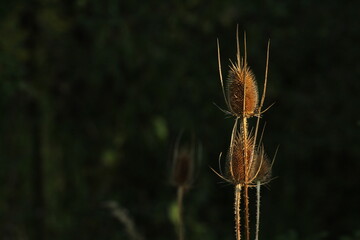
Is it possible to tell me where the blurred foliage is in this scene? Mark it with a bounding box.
[0,0,359,239]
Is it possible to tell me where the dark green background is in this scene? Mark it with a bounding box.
[1,0,359,239]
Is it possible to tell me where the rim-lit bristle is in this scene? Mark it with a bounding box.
[250,147,272,183]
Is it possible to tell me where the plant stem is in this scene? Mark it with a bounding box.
[177,186,185,240]
[242,110,250,240]
[235,184,242,240]
[255,181,261,240]
[244,184,250,240]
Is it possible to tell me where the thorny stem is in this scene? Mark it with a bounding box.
[177,186,185,240]
[255,181,261,240]
[241,29,250,240]
[241,115,249,240]
[235,184,242,240]
[244,184,250,240]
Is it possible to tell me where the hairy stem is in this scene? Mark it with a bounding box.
[235,184,242,240]
[177,186,185,240]
[244,184,250,240]
[255,181,261,240]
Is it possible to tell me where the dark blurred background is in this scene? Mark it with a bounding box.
[1,0,359,239]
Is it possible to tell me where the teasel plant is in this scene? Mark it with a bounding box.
[170,131,197,240]
[213,27,276,240]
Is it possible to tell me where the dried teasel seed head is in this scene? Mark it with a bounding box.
[171,146,194,188]
[227,63,259,117]
[226,133,254,185]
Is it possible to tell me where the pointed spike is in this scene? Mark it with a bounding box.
[260,39,270,109]
[210,166,231,183]
[213,102,232,115]
[217,39,230,109]
[218,152,224,176]
[259,102,276,115]
[271,145,280,168]
[236,24,241,68]
[243,31,247,67]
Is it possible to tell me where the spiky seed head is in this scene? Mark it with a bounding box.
[226,133,254,185]
[227,63,259,117]
[226,133,272,185]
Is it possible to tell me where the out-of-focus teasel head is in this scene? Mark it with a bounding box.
[170,131,198,189]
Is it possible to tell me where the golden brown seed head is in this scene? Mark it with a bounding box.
[227,63,259,117]
[226,133,271,185]
[226,133,254,185]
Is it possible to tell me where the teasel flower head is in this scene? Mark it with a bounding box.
[226,132,272,186]
[171,146,194,188]
[226,131,254,185]
[217,31,260,119]
[227,62,259,118]
[170,132,198,189]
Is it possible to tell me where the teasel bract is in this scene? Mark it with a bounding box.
[214,26,274,240]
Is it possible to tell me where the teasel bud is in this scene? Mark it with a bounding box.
[170,132,198,240]
[170,131,197,189]
[227,63,259,118]
[171,146,194,188]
